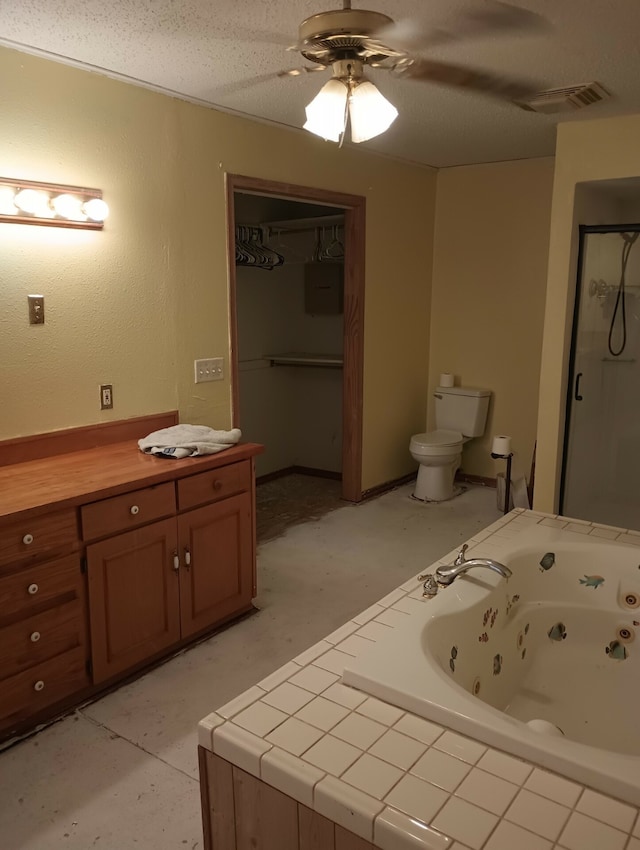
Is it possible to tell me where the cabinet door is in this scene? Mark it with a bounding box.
[87,518,181,683]
[178,493,253,638]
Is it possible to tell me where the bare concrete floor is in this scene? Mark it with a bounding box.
[256,473,343,543]
[0,482,500,849]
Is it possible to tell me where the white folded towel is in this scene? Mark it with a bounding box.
[138,424,242,459]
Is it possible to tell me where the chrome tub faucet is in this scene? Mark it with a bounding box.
[418,544,511,597]
[434,544,512,586]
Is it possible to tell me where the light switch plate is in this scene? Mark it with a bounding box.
[28,295,45,325]
[194,357,224,383]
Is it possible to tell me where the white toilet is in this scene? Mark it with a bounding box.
[410,386,491,502]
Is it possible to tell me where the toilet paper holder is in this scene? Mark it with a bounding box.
[491,446,514,515]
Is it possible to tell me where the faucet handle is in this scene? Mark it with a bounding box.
[421,575,439,598]
[454,544,468,566]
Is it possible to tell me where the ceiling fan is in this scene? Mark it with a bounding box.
[272,0,549,144]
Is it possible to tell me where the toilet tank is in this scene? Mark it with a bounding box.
[435,386,491,437]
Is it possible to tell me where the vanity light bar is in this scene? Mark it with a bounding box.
[0,177,109,230]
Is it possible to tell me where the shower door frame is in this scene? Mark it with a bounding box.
[559,222,640,517]
[225,173,366,503]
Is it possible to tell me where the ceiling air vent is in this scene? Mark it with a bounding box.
[516,81,610,114]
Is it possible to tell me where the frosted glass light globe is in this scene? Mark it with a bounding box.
[0,186,17,215]
[51,193,85,220]
[82,198,109,222]
[304,79,349,142]
[349,81,398,143]
[14,188,50,216]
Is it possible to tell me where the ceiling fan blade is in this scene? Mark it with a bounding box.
[210,65,327,100]
[461,1,550,37]
[395,58,540,101]
[373,1,549,54]
[235,28,297,48]
[210,69,319,99]
[278,66,327,78]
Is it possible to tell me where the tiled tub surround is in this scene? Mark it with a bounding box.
[345,520,640,806]
[198,510,640,850]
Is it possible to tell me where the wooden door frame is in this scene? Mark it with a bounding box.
[225,174,365,502]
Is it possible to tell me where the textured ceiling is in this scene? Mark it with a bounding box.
[2,0,640,167]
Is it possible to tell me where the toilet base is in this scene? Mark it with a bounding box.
[411,484,465,503]
[412,460,461,502]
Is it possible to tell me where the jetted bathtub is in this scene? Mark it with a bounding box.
[343,521,640,805]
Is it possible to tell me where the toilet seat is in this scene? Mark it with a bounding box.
[411,429,463,450]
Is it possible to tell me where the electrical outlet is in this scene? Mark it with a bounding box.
[100,384,113,410]
[194,358,223,383]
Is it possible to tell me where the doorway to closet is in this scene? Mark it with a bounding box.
[225,175,365,539]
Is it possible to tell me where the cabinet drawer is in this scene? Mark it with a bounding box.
[0,601,86,680]
[0,509,78,570]
[0,554,83,626]
[81,481,176,541]
[0,646,89,727]
[177,461,251,511]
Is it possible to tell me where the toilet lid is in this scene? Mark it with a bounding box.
[411,429,463,448]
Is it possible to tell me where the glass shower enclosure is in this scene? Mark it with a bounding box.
[561,224,640,530]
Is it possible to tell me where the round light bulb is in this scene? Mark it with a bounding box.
[51,193,85,220]
[0,186,17,215]
[14,188,51,217]
[82,198,109,222]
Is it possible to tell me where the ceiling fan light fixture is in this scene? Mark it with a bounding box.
[304,78,349,142]
[348,80,398,143]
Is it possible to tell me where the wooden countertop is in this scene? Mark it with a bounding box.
[0,441,264,520]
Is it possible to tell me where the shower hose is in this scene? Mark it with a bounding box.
[608,231,640,357]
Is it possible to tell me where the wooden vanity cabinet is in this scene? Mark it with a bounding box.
[0,434,262,739]
[85,460,255,684]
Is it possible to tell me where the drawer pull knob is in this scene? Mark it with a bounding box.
[23,533,34,545]
[30,631,41,643]
[27,583,39,595]
[173,551,180,572]
[184,548,191,568]
[213,480,223,491]
[130,505,140,515]
[34,680,45,692]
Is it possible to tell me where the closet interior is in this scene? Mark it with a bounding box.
[233,192,346,538]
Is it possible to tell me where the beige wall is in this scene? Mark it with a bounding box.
[535,114,640,511]
[1,47,437,492]
[428,158,555,483]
